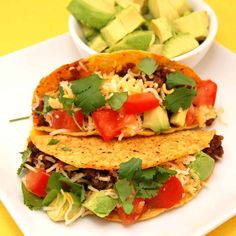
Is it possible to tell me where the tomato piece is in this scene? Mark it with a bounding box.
[25,169,50,197]
[116,198,146,225]
[185,105,196,126]
[193,80,217,106]
[146,176,184,209]
[123,93,160,114]
[92,109,123,141]
[51,110,84,131]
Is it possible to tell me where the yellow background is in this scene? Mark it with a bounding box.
[0,0,235,235]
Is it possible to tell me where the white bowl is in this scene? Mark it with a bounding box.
[68,0,218,68]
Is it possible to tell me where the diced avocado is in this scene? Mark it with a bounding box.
[169,0,191,16]
[189,151,215,181]
[68,0,116,29]
[107,31,154,52]
[150,17,173,43]
[101,19,127,46]
[143,106,170,132]
[182,9,193,16]
[88,35,108,52]
[148,0,179,20]
[161,33,199,58]
[115,0,141,12]
[174,11,209,40]
[170,108,188,127]
[103,0,116,9]
[148,44,163,54]
[82,190,116,217]
[101,6,144,46]
[133,0,146,8]
[116,6,145,33]
[80,24,98,40]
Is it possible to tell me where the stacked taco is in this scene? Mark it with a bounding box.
[18,51,223,225]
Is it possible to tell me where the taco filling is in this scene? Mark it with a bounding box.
[32,51,217,141]
[18,132,223,225]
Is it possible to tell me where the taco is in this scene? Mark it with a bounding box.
[18,129,223,225]
[32,50,218,141]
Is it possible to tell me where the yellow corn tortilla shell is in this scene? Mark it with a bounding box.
[32,50,203,137]
[106,191,199,222]
[30,129,215,170]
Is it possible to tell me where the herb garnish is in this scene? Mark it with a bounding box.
[43,95,53,113]
[166,72,196,89]
[61,147,72,152]
[164,88,197,113]
[138,58,158,76]
[108,92,128,111]
[115,158,176,214]
[17,149,32,175]
[48,138,60,145]
[71,74,106,115]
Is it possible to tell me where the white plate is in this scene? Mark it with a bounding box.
[0,33,236,236]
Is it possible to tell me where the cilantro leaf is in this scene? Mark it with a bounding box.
[138,58,158,76]
[164,88,197,113]
[166,72,196,89]
[43,95,52,113]
[48,138,60,145]
[42,189,58,206]
[71,74,106,115]
[22,183,42,210]
[46,172,62,191]
[61,147,72,152]
[17,149,32,175]
[135,188,158,199]
[118,158,142,180]
[154,167,177,183]
[108,92,128,111]
[115,179,135,214]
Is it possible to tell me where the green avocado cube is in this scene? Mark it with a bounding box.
[88,35,108,52]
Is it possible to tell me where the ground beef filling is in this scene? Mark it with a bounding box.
[203,135,224,160]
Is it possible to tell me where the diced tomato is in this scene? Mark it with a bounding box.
[92,108,124,141]
[193,80,217,106]
[25,169,50,197]
[51,110,84,131]
[116,198,146,225]
[123,93,160,114]
[185,105,196,126]
[146,176,184,209]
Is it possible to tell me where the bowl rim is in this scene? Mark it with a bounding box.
[68,0,218,60]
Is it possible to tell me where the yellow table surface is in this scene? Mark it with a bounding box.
[0,0,236,235]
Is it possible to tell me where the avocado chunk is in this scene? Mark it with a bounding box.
[115,0,141,12]
[150,17,173,43]
[174,11,209,40]
[169,0,191,16]
[148,43,163,54]
[148,0,179,20]
[68,0,116,29]
[170,108,188,127]
[101,19,127,46]
[82,190,116,217]
[101,6,144,46]
[162,33,199,58]
[80,24,98,40]
[107,31,154,52]
[88,35,108,52]
[143,106,170,132]
[189,151,215,181]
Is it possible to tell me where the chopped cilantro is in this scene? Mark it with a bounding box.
[138,58,158,76]
[108,92,128,111]
[71,74,106,115]
[115,158,177,213]
[166,72,196,89]
[61,147,72,152]
[48,138,60,145]
[115,179,135,214]
[46,172,62,191]
[17,149,32,175]
[43,95,52,113]
[164,88,197,113]
[22,183,42,210]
